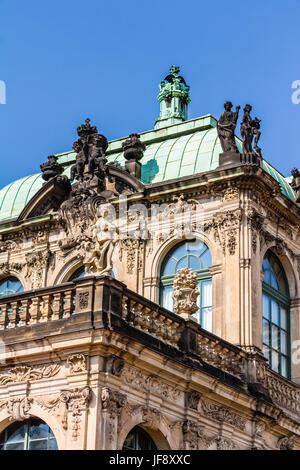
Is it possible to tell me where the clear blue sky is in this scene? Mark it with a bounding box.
[1,0,300,188]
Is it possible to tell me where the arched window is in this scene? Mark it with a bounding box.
[123,426,157,450]
[160,240,212,331]
[0,277,24,297]
[68,266,86,281]
[262,251,290,378]
[0,418,58,450]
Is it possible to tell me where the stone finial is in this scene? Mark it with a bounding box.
[122,133,145,179]
[172,268,199,320]
[40,155,64,182]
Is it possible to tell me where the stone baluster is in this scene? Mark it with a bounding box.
[52,292,63,320]
[19,299,30,326]
[29,296,41,324]
[63,290,73,318]
[0,304,8,329]
[7,301,19,328]
[40,294,52,322]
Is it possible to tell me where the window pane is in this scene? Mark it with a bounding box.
[271,325,280,350]
[29,422,49,440]
[49,438,58,450]
[263,319,270,345]
[200,249,212,269]
[270,273,279,290]
[29,440,48,450]
[201,280,212,307]
[201,307,212,332]
[161,287,173,312]
[271,350,279,373]
[5,442,25,450]
[271,300,280,325]
[280,308,288,330]
[176,256,189,271]
[280,331,288,355]
[263,345,270,364]
[5,423,26,443]
[281,357,288,378]
[262,294,270,319]
[161,257,176,276]
[188,255,200,271]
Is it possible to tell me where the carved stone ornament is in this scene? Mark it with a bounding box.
[106,356,124,377]
[67,354,88,374]
[78,292,89,310]
[185,390,201,410]
[278,435,295,450]
[205,209,242,255]
[101,387,127,417]
[40,386,91,440]
[200,399,246,431]
[0,397,33,421]
[182,420,204,450]
[0,363,61,385]
[121,365,182,402]
[172,268,199,317]
[0,262,23,277]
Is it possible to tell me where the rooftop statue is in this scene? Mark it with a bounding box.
[70,118,108,184]
[217,101,240,154]
[291,168,300,203]
[240,104,262,164]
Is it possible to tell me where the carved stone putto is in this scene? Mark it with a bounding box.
[172,268,199,319]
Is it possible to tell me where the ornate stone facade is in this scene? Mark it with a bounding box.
[0,73,299,451]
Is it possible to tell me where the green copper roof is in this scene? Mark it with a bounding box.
[0,115,295,222]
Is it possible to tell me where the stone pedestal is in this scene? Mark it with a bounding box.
[218,151,241,169]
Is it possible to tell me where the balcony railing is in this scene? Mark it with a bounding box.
[0,276,299,418]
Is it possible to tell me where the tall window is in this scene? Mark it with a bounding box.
[0,277,23,297]
[123,426,157,450]
[160,240,212,331]
[0,419,58,450]
[262,251,290,378]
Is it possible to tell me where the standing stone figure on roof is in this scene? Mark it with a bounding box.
[217,101,240,153]
[240,104,262,159]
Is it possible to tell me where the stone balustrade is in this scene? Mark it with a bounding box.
[0,282,76,328]
[0,275,299,418]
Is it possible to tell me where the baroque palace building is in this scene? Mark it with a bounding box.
[0,66,299,451]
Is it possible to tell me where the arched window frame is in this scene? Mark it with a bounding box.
[262,251,291,379]
[0,418,57,450]
[159,239,212,330]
